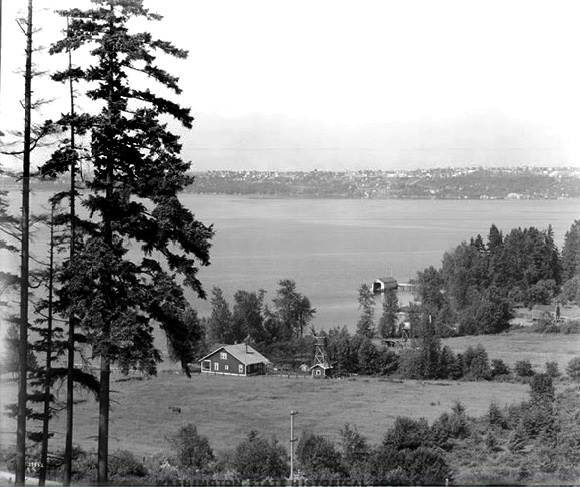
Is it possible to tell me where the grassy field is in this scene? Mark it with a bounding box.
[1,373,529,457]
[442,330,580,372]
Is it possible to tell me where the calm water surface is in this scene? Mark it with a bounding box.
[5,193,580,331]
[182,196,579,330]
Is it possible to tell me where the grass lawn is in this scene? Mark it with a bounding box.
[0,373,529,456]
[442,331,580,372]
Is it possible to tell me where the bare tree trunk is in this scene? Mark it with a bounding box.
[97,7,114,483]
[15,1,33,485]
[63,16,77,485]
[38,205,55,487]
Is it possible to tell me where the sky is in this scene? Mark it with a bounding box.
[1,0,580,170]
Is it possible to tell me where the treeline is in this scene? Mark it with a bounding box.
[7,376,579,484]
[412,221,580,336]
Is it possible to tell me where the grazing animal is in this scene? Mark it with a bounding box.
[168,406,182,413]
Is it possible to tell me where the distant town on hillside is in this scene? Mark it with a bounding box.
[3,166,580,200]
[189,166,580,199]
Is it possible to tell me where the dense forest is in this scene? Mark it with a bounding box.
[413,220,580,337]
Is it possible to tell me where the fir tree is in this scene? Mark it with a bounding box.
[562,220,580,280]
[379,288,398,338]
[206,287,232,344]
[48,2,213,481]
[356,283,375,338]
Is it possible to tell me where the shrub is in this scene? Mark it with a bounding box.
[438,346,460,380]
[491,358,510,378]
[232,431,288,481]
[296,432,345,480]
[377,349,399,375]
[514,360,535,378]
[527,279,557,306]
[398,349,423,379]
[488,401,507,429]
[383,417,432,451]
[339,424,370,474]
[167,424,214,473]
[463,344,491,380]
[566,357,580,382]
[367,447,407,484]
[403,447,451,485]
[545,361,560,378]
[109,450,147,479]
[560,276,580,306]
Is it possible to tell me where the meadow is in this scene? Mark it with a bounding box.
[1,372,529,456]
[442,331,580,372]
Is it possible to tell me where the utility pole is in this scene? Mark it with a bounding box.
[15,0,33,485]
[290,410,298,483]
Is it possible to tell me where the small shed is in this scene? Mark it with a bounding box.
[310,363,333,378]
[373,277,398,294]
[199,343,270,376]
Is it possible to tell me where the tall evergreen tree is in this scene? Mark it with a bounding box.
[48,2,213,482]
[562,220,580,280]
[207,287,232,344]
[379,288,398,338]
[356,283,375,338]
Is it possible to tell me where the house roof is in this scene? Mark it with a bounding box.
[532,304,554,312]
[310,363,333,370]
[199,343,271,366]
[375,277,398,288]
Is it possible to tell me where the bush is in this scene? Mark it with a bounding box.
[491,358,510,378]
[514,360,535,378]
[462,345,491,380]
[398,349,423,379]
[566,357,580,382]
[383,417,432,451]
[231,431,288,481]
[296,432,345,480]
[560,276,580,306]
[430,404,469,449]
[109,450,147,480]
[488,401,507,429]
[545,361,560,378]
[167,424,214,473]
[527,279,557,306]
[403,447,451,485]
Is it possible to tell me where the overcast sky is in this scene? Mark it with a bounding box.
[1,0,580,170]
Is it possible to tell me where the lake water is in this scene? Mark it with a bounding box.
[4,192,580,331]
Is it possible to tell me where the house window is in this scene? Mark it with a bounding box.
[214,362,219,371]
[220,352,227,360]
[202,360,210,370]
[316,369,322,376]
[224,364,229,371]
[239,364,244,374]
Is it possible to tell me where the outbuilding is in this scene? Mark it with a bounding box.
[199,343,270,376]
[310,363,333,378]
[373,277,398,294]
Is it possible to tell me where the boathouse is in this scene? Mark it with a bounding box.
[199,343,270,376]
[373,276,398,294]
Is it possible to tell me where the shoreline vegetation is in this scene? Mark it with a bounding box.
[3,166,580,200]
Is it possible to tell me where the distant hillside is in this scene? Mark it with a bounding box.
[2,167,580,200]
[187,167,580,199]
